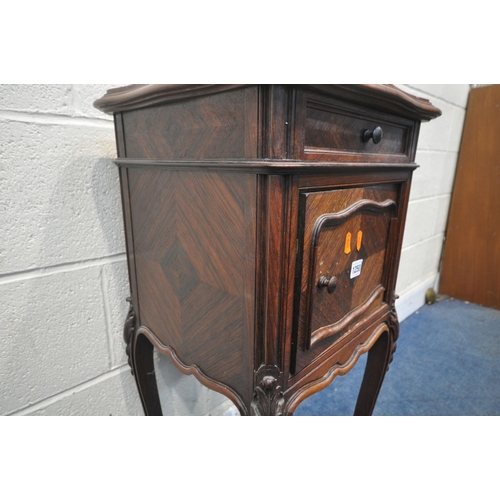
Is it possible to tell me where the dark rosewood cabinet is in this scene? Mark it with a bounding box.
[94,84,440,416]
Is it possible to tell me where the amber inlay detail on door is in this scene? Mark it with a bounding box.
[344,232,352,254]
[357,231,363,251]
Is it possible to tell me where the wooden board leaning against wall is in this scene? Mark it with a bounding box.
[440,84,500,310]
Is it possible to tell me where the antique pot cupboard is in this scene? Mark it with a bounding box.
[94,84,441,416]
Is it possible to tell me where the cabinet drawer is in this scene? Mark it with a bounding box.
[294,92,417,163]
[292,184,399,374]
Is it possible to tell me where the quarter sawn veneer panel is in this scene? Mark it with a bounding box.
[122,87,258,159]
[128,168,257,403]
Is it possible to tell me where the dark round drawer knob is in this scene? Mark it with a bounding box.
[318,276,338,294]
[363,126,383,144]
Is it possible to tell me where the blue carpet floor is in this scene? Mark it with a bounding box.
[294,299,500,416]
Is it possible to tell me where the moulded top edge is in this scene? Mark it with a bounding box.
[93,84,248,114]
[93,84,442,121]
[305,84,442,121]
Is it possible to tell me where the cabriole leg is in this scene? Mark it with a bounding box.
[123,298,162,416]
[354,328,392,416]
[132,332,163,416]
[354,310,399,416]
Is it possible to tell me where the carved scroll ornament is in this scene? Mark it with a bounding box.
[123,297,136,375]
[251,366,285,416]
[387,294,400,369]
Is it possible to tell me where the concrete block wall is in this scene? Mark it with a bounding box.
[394,84,470,320]
[0,84,231,416]
[1,84,469,416]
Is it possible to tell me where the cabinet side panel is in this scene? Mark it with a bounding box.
[122,87,258,159]
[128,168,256,403]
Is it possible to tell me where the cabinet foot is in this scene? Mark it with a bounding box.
[132,332,163,416]
[354,307,399,416]
[123,298,162,416]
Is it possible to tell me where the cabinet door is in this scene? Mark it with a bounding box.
[293,184,399,374]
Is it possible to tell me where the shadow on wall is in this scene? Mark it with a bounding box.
[2,153,127,415]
